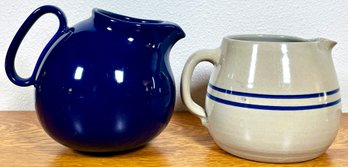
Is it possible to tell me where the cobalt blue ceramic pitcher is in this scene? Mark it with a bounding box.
[5,5,185,152]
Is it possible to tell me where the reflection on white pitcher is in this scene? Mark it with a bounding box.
[181,34,341,163]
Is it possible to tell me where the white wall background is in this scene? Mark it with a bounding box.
[0,1,347,112]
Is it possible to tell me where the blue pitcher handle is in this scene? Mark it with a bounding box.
[5,5,68,86]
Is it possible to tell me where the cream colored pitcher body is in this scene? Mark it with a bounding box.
[181,34,341,163]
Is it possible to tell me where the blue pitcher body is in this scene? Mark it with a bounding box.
[5,6,185,152]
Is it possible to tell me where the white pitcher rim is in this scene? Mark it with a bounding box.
[224,34,318,43]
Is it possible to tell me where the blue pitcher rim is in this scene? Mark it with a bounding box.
[93,8,177,27]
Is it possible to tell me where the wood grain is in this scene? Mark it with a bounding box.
[0,111,347,167]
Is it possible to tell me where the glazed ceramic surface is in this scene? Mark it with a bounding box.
[5,5,185,152]
[181,34,341,163]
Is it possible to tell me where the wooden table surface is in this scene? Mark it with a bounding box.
[0,111,347,167]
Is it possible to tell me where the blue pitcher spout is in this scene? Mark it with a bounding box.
[158,23,185,54]
[163,23,186,45]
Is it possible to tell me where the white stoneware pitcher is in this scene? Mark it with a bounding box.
[181,34,341,163]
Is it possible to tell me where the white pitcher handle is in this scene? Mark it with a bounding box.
[180,49,221,123]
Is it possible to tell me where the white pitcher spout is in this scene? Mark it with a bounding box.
[315,38,337,51]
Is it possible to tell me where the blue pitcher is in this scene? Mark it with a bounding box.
[5,5,185,152]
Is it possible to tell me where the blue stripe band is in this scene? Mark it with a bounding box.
[207,93,341,111]
[209,83,339,99]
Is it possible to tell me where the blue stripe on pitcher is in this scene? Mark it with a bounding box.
[208,83,340,99]
[206,93,341,111]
